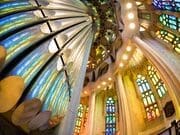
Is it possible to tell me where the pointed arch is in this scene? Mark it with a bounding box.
[136,74,160,121]
[147,65,167,98]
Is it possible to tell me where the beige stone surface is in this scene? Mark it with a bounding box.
[11,98,42,126]
[0,46,6,68]
[0,76,25,113]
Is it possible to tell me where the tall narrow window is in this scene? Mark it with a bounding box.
[147,66,167,98]
[153,0,180,12]
[156,29,180,54]
[105,97,116,135]
[136,75,160,121]
[159,14,179,31]
[74,104,88,134]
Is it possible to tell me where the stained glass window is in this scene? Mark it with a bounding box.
[138,13,151,20]
[159,14,180,31]
[105,97,116,135]
[147,66,167,98]
[74,104,88,134]
[156,29,180,54]
[153,0,180,12]
[136,75,160,121]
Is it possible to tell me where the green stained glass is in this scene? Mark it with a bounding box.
[159,14,179,32]
[158,89,163,97]
[156,29,179,54]
[74,104,88,134]
[136,74,160,121]
[147,65,167,98]
[105,97,116,135]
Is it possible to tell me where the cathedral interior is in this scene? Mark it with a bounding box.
[0,0,179,135]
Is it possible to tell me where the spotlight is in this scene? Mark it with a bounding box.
[119,63,124,68]
[126,46,132,52]
[84,91,88,94]
[122,54,129,60]
[102,81,106,85]
[108,77,112,81]
[126,2,132,9]
[128,13,134,19]
[129,23,136,29]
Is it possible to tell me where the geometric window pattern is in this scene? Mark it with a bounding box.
[74,104,88,134]
[136,75,160,121]
[105,97,116,135]
[153,0,180,12]
[156,29,180,54]
[147,65,167,98]
[159,14,180,31]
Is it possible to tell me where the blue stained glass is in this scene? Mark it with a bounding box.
[159,14,179,31]
[0,1,35,17]
[106,97,116,135]
[0,1,30,11]
[26,56,59,100]
[41,72,64,111]
[9,39,55,87]
[0,0,96,131]
[146,83,150,90]
[142,83,147,91]
[0,11,41,38]
[169,16,176,20]
[56,85,69,115]
[52,83,67,116]
[153,0,180,12]
[0,24,46,66]
[27,69,52,99]
[139,85,144,93]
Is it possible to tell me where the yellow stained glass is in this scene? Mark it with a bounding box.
[148,65,167,98]
[136,74,161,121]
[151,95,155,103]
[155,108,160,117]
[152,78,156,85]
[143,98,148,106]
[74,104,88,134]
[156,29,180,54]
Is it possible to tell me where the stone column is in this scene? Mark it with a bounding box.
[55,33,93,135]
[84,92,96,135]
[115,73,133,135]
